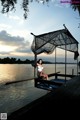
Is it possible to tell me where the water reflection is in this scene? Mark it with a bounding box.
[0,64,34,84]
[0,80,47,116]
[0,64,79,115]
[0,64,79,84]
[0,64,47,115]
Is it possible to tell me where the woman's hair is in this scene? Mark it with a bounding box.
[37,59,43,64]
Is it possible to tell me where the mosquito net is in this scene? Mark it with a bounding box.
[31,28,79,59]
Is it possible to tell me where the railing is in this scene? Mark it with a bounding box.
[48,72,76,79]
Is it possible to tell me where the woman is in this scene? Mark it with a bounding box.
[37,59,48,80]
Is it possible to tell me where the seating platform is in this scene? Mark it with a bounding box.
[35,78,67,91]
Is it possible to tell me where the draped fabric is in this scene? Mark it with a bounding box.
[31,28,79,57]
[74,51,79,60]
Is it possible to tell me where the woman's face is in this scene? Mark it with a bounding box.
[39,59,42,64]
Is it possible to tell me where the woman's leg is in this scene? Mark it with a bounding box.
[45,74,48,80]
[42,73,48,80]
[40,72,48,80]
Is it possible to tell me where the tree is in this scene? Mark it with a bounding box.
[71,0,80,16]
[0,0,80,19]
[71,0,80,28]
[0,0,49,19]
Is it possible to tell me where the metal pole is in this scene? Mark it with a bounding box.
[65,43,67,83]
[77,57,78,76]
[34,36,37,78]
[31,33,37,78]
[55,47,56,73]
[77,44,78,76]
[60,33,67,83]
[63,24,67,83]
[34,53,37,78]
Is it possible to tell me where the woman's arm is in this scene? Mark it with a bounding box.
[37,62,39,66]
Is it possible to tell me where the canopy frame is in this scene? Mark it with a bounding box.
[31,24,79,83]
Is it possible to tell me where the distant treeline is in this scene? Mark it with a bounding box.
[0,57,33,64]
[0,57,80,65]
[0,57,52,64]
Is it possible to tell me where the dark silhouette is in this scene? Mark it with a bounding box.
[0,57,31,64]
[0,0,80,19]
[79,61,80,68]
[0,57,53,64]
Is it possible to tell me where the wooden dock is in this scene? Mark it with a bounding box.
[8,75,80,120]
[34,72,76,91]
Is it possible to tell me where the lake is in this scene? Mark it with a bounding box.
[0,64,79,116]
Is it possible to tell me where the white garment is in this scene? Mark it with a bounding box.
[37,65,43,72]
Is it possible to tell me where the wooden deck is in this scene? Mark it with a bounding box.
[34,73,76,91]
[8,75,80,120]
[35,78,66,91]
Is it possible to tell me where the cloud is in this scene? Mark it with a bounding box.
[0,51,11,55]
[0,30,30,47]
[0,30,31,56]
[15,46,32,53]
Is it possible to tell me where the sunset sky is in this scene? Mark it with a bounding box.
[0,0,80,62]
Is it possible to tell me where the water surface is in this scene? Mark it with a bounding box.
[0,64,79,115]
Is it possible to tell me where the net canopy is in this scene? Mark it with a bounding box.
[31,27,79,56]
